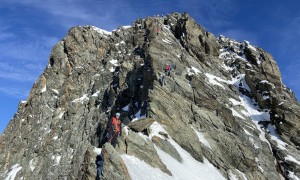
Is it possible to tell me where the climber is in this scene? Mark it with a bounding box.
[95,152,104,180]
[159,74,165,87]
[156,25,160,35]
[165,64,172,76]
[107,112,122,147]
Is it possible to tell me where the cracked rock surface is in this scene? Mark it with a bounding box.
[0,13,299,180]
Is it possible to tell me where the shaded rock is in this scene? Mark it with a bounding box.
[101,143,130,180]
[128,118,155,132]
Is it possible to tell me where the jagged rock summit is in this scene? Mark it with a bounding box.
[0,12,299,180]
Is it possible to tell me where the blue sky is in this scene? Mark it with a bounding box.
[0,0,299,133]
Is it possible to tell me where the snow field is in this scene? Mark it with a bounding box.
[121,121,225,180]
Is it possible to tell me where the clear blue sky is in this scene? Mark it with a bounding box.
[1,0,299,133]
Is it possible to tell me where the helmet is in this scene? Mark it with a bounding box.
[116,113,120,116]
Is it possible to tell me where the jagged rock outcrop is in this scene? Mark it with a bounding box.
[0,12,299,180]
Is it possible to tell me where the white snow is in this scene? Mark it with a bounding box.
[191,66,201,74]
[230,74,251,92]
[260,80,275,89]
[109,67,115,72]
[20,100,27,104]
[219,52,230,59]
[231,108,245,119]
[92,91,100,97]
[285,155,300,165]
[41,85,47,93]
[132,110,146,122]
[122,104,130,111]
[29,158,37,171]
[229,98,241,106]
[279,102,284,105]
[51,89,59,95]
[52,155,61,166]
[122,122,225,180]
[288,171,300,180]
[222,64,233,71]
[109,59,119,66]
[187,67,201,76]
[228,170,239,180]
[53,136,58,140]
[115,41,125,46]
[162,39,172,44]
[93,147,102,155]
[72,94,89,104]
[5,164,22,180]
[58,111,65,119]
[262,95,270,100]
[121,25,131,29]
[243,129,253,136]
[91,26,112,35]
[238,94,269,122]
[267,124,287,150]
[192,127,212,149]
[236,169,248,180]
[123,126,129,136]
[122,154,173,180]
[205,73,227,89]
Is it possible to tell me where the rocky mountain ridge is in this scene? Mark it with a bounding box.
[0,12,299,180]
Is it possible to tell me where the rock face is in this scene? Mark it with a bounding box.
[0,12,299,180]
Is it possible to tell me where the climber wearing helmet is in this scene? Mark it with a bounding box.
[107,112,122,147]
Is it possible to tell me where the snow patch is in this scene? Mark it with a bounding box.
[205,73,228,89]
[236,169,248,180]
[287,171,300,180]
[29,158,37,171]
[92,91,100,97]
[58,111,65,119]
[123,122,226,180]
[52,155,61,166]
[51,89,59,95]
[109,67,115,72]
[122,104,130,111]
[72,94,89,104]
[229,98,241,106]
[191,66,201,74]
[5,164,22,180]
[285,155,300,165]
[93,147,102,155]
[109,59,119,66]
[41,85,47,93]
[228,170,239,180]
[53,136,58,140]
[91,26,112,35]
[122,154,173,180]
[267,124,287,150]
[132,110,146,122]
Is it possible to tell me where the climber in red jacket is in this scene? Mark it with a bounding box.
[107,112,122,147]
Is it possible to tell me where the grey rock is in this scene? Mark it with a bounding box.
[151,135,182,162]
[101,143,131,180]
[125,131,172,175]
[128,118,155,132]
[0,12,299,180]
